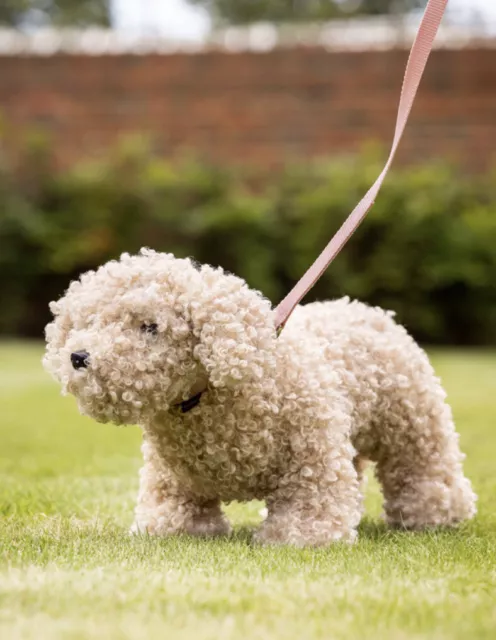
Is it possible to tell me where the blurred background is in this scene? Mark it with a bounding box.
[0,0,495,345]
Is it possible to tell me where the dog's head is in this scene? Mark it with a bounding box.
[43,249,276,425]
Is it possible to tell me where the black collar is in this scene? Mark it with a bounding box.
[178,391,203,413]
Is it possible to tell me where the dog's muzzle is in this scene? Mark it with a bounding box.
[71,350,90,370]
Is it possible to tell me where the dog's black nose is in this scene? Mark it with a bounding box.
[71,351,90,370]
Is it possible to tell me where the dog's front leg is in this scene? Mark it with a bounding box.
[130,442,231,538]
[255,441,362,547]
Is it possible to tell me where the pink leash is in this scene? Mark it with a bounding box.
[274,0,448,331]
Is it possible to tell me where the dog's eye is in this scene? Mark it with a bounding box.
[140,323,158,336]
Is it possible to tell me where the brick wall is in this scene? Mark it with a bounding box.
[0,47,494,170]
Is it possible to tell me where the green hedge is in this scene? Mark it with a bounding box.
[1,134,496,344]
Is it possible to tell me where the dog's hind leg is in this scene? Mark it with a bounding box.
[130,440,231,538]
[374,369,476,530]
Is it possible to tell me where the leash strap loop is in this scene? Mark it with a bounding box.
[274,0,448,331]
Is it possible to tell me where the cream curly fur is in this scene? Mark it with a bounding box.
[43,249,476,546]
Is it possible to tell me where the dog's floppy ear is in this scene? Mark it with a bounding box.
[190,266,277,388]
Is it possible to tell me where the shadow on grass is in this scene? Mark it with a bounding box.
[357,516,476,543]
[224,518,475,547]
[156,519,473,552]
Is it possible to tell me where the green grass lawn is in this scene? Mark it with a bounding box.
[1,342,495,640]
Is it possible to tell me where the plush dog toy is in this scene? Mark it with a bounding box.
[43,249,476,546]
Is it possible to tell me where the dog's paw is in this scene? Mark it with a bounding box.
[183,516,232,538]
[253,519,357,547]
[129,514,232,538]
[129,521,148,536]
